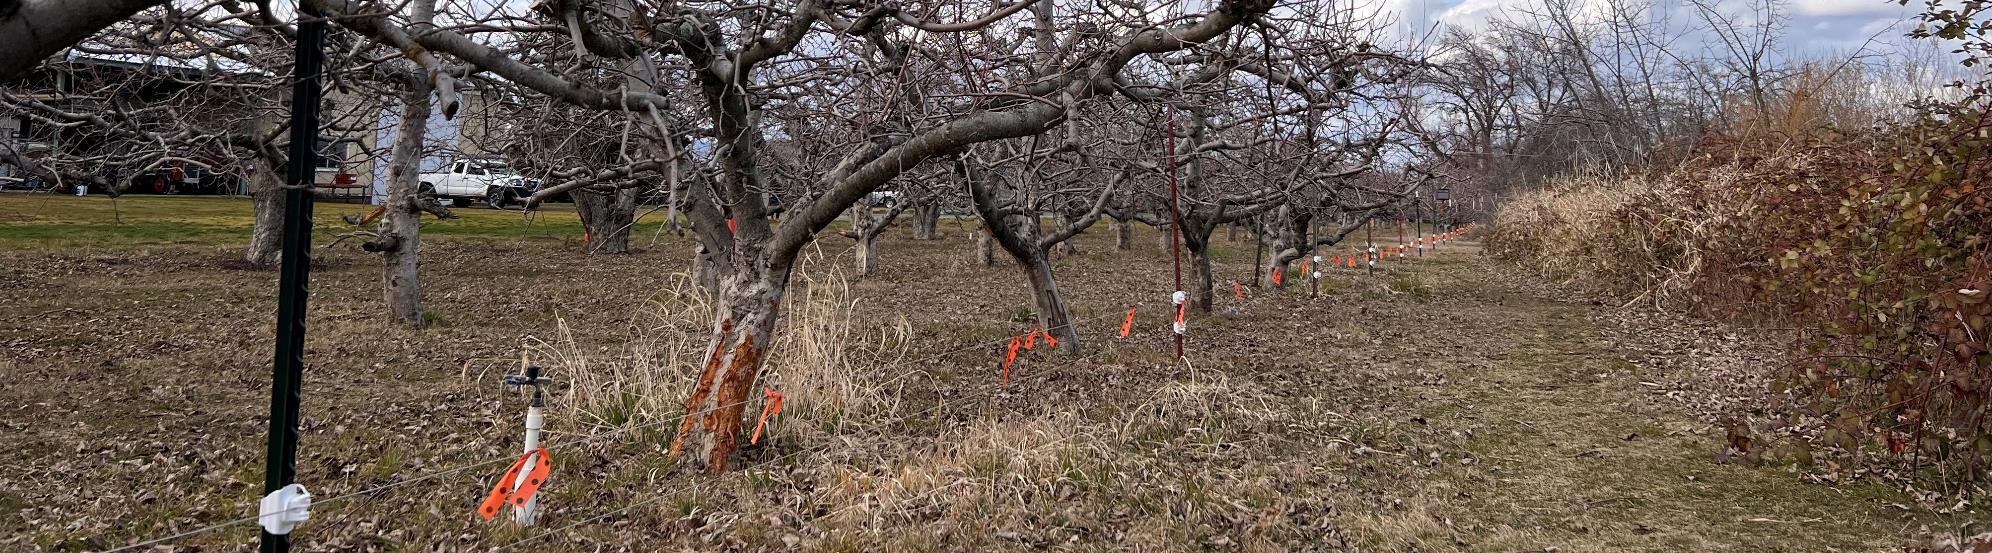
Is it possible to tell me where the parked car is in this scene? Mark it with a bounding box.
[127,161,234,195]
[419,158,540,208]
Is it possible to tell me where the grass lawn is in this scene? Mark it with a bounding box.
[0,193,671,250]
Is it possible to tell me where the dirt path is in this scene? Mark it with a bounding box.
[1318,245,1945,552]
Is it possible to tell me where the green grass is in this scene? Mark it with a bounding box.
[0,193,669,249]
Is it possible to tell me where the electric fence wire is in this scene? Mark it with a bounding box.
[102,308,1128,552]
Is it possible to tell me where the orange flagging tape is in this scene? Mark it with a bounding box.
[1272,270,1284,286]
[1234,281,1244,300]
[1045,328,1058,349]
[478,448,551,521]
[1003,336,1021,384]
[1023,329,1038,350]
[1119,307,1136,338]
[727,218,737,232]
[751,388,784,445]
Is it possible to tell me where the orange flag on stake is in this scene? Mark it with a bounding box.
[1003,336,1021,384]
[478,448,551,521]
[1119,307,1136,338]
[751,389,784,444]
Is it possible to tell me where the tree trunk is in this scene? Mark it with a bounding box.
[855,232,881,275]
[1185,226,1216,312]
[912,200,941,240]
[379,83,432,327]
[1156,220,1174,251]
[575,188,638,254]
[1267,206,1312,290]
[244,159,285,267]
[1049,213,1077,258]
[670,269,788,473]
[1112,218,1131,250]
[975,224,996,266]
[1018,249,1079,353]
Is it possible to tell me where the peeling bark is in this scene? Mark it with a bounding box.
[669,271,786,473]
[1112,218,1132,250]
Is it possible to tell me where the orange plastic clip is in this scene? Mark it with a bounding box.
[1119,307,1136,338]
[751,388,784,445]
[477,448,551,521]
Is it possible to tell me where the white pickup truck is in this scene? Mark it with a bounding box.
[418,158,540,208]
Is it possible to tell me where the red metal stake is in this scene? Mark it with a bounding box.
[1165,104,1185,359]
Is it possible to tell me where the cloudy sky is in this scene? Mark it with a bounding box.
[1374,0,1931,57]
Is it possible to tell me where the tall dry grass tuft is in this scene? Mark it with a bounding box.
[530,249,907,445]
[531,273,712,434]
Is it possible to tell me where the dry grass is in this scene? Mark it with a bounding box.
[535,248,911,447]
[4,194,1969,551]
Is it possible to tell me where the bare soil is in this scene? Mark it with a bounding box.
[0,205,1969,552]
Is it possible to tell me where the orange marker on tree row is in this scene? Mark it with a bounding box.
[751,388,784,445]
[1002,336,1021,384]
[1119,307,1136,338]
[477,448,551,521]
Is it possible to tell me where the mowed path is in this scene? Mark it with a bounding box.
[1312,243,1949,552]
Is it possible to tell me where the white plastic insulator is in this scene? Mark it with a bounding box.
[1312,255,1322,263]
[1311,271,1322,279]
[258,483,312,535]
[1171,291,1186,305]
[1368,246,1377,254]
[1173,320,1186,335]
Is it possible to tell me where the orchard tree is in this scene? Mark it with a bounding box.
[307,0,1281,471]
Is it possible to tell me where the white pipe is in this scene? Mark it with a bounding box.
[512,405,544,526]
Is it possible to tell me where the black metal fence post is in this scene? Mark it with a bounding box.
[262,7,326,553]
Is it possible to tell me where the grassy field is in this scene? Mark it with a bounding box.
[0,194,1977,552]
[0,193,658,250]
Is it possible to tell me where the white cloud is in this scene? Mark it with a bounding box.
[1790,0,1904,17]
